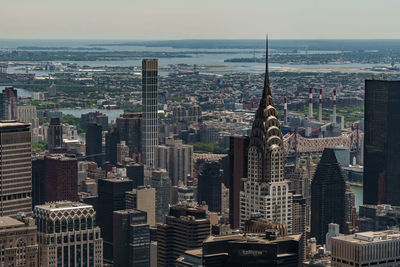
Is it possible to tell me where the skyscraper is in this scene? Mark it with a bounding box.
[48,117,63,153]
[0,216,38,266]
[45,154,78,202]
[116,113,142,154]
[239,40,293,232]
[142,59,158,167]
[0,121,32,217]
[2,87,17,120]
[157,205,210,267]
[32,157,46,208]
[97,177,133,263]
[34,201,103,267]
[151,169,171,223]
[105,126,120,165]
[125,185,156,226]
[364,80,400,205]
[311,148,346,244]
[197,161,222,212]
[86,123,103,167]
[113,209,150,267]
[229,135,249,229]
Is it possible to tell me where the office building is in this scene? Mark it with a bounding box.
[359,204,400,231]
[229,135,249,229]
[116,113,142,153]
[81,111,108,131]
[32,157,46,208]
[0,121,32,217]
[202,233,301,267]
[151,169,171,223]
[0,216,38,266]
[364,80,400,205]
[97,177,133,263]
[331,146,350,168]
[2,87,17,120]
[48,117,63,153]
[48,82,56,97]
[113,209,150,267]
[34,201,103,267]
[240,41,293,232]
[125,185,156,226]
[17,105,39,133]
[197,161,222,212]
[155,137,193,186]
[126,163,145,188]
[142,59,158,167]
[311,148,346,244]
[86,123,103,167]
[331,230,400,267]
[157,205,210,267]
[105,126,120,165]
[45,154,78,202]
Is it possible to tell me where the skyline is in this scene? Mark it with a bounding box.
[1,0,400,40]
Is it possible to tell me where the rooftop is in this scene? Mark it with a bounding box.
[333,230,400,244]
[35,201,92,212]
[0,121,30,129]
[204,233,301,245]
[0,216,24,229]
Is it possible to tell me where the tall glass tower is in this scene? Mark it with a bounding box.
[142,59,158,167]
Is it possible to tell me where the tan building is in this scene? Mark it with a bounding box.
[155,137,193,185]
[0,121,32,217]
[126,185,156,226]
[331,230,400,267]
[34,201,103,267]
[0,216,38,266]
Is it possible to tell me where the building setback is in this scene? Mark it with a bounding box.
[125,185,156,227]
[34,201,103,267]
[45,154,78,202]
[364,80,400,206]
[142,59,158,167]
[311,148,346,244]
[0,121,32,217]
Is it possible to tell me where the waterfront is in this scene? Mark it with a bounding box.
[350,185,363,211]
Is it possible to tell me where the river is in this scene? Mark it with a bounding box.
[350,185,363,211]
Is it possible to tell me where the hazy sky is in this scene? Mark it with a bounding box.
[1,0,399,40]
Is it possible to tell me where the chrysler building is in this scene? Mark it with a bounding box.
[240,39,293,232]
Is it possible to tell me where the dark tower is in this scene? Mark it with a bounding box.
[105,126,120,165]
[48,117,63,153]
[86,123,103,167]
[197,161,222,212]
[311,148,346,244]
[364,80,400,205]
[229,135,249,229]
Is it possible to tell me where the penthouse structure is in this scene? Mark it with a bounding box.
[34,201,103,267]
[0,121,32,217]
[331,230,400,267]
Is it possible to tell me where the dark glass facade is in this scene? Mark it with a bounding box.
[311,148,346,244]
[364,80,400,205]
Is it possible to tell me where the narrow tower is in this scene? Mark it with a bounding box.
[332,89,337,124]
[142,59,158,167]
[309,88,313,118]
[240,38,293,232]
[318,89,323,122]
[284,96,288,125]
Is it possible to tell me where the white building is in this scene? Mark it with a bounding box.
[240,45,293,233]
[331,230,400,267]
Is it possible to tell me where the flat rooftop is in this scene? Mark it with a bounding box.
[204,233,301,244]
[333,230,400,244]
[0,216,24,229]
[35,201,92,212]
